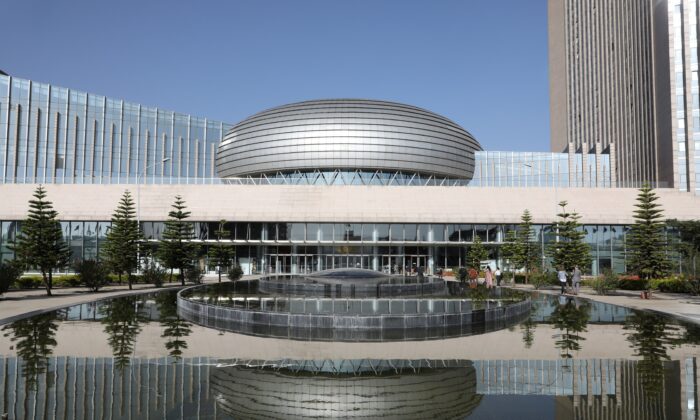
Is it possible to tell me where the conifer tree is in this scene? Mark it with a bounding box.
[627,185,670,280]
[158,196,199,285]
[12,186,70,296]
[548,201,591,276]
[466,236,488,270]
[500,228,521,282]
[102,191,140,290]
[516,209,541,284]
[209,219,234,283]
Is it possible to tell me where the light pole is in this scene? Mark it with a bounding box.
[137,158,170,269]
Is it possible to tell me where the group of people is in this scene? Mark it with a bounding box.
[483,266,502,288]
[557,265,582,295]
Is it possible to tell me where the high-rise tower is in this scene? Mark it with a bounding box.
[548,0,674,189]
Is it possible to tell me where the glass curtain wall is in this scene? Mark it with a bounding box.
[0,74,232,184]
[0,220,683,276]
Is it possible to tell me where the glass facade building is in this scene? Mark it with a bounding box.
[0,219,682,276]
[0,74,232,184]
[0,74,691,277]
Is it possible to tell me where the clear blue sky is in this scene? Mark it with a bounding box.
[1,0,550,151]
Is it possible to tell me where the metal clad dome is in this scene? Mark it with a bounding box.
[216,99,482,180]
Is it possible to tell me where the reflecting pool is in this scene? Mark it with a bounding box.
[0,288,698,419]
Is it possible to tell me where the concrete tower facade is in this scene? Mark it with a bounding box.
[548,0,673,188]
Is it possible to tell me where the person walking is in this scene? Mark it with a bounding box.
[485,266,493,289]
[572,265,582,295]
[494,266,502,287]
[557,267,568,294]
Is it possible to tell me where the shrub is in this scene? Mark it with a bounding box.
[185,266,204,284]
[53,275,82,287]
[227,265,244,282]
[589,269,618,295]
[513,273,527,284]
[649,276,696,294]
[16,276,43,289]
[530,271,557,290]
[617,278,648,291]
[0,261,22,295]
[689,280,700,295]
[142,262,166,287]
[75,260,109,292]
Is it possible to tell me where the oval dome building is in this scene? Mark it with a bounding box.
[216,99,482,185]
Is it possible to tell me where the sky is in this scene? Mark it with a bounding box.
[0,0,550,151]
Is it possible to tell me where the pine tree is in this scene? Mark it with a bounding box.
[627,185,671,281]
[500,228,521,282]
[158,196,199,285]
[102,191,140,290]
[516,209,541,284]
[548,201,591,276]
[11,186,71,296]
[209,219,234,283]
[466,236,488,270]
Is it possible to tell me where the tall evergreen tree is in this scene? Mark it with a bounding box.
[102,191,140,290]
[516,209,540,284]
[158,196,199,285]
[11,186,70,296]
[627,186,671,280]
[500,228,521,282]
[548,201,591,276]
[466,236,488,270]
[209,219,234,283]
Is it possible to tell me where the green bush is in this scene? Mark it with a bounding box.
[513,273,527,284]
[0,261,23,294]
[16,276,43,289]
[588,269,618,295]
[530,271,557,290]
[53,275,82,287]
[75,260,109,292]
[617,278,648,290]
[227,265,244,282]
[142,262,166,287]
[649,277,695,294]
[185,267,204,284]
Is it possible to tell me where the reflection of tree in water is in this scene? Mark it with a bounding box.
[623,311,675,397]
[100,296,146,370]
[2,312,58,390]
[520,304,537,349]
[549,297,590,359]
[156,291,192,360]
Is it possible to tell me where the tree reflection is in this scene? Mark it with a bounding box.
[623,311,674,397]
[156,291,192,360]
[100,296,146,370]
[520,306,537,349]
[2,312,58,390]
[549,297,589,359]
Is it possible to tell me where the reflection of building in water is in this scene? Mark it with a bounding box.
[210,360,482,419]
[0,357,696,419]
[475,359,693,420]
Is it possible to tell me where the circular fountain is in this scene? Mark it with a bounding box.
[177,269,531,341]
[258,268,446,297]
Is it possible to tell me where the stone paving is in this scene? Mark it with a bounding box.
[0,275,241,325]
[509,283,700,325]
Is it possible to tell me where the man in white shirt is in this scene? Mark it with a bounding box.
[557,268,568,294]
